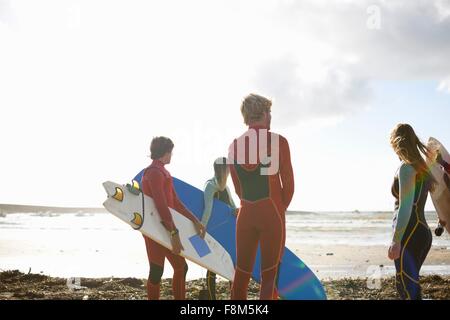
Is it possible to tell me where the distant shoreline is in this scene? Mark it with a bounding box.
[0,204,107,214]
[0,204,437,215]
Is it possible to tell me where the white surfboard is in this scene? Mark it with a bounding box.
[427,137,450,234]
[102,181,235,280]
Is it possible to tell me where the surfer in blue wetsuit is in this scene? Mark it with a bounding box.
[388,124,438,300]
[199,157,238,300]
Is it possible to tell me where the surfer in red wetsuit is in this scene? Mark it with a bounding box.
[227,94,294,300]
[141,136,206,300]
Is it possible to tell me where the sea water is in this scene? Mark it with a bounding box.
[1,211,449,280]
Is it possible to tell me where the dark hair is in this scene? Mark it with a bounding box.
[214,157,228,186]
[150,137,174,160]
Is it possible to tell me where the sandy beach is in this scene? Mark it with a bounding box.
[291,244,450,279]
[1,270,449,300]
[1,211,449,299]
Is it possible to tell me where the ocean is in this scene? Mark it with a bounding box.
[287,211,450,247]
[1,211,449,280]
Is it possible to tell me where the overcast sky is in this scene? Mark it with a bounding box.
[0,0,449,211]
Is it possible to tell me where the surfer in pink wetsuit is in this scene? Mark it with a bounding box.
[228,94,294,300]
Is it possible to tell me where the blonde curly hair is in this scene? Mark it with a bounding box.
[240,94,272,125]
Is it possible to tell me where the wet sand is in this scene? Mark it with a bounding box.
[291,244,450,279]
[1,270,449,300]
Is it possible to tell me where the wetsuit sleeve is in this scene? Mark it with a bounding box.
[226,185,237,209]
[201,181,216,227]
[279,136,295,211]
[393,164,416,243]
[147,169,176,231]
[173,188,200,224]
[228,140,242,198]
[229,165,242,198]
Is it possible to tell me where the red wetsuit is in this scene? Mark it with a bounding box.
[228,124,294,300]
[141,159,200,300]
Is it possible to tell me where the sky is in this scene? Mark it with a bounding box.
[0,0,449,212]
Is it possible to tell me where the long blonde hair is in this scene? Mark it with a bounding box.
[214,157,228,190]
[390,123,435,187]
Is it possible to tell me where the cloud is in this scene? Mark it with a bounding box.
[251,0,450,125]
[438,77,450,93]
[0,0,16,28]
[2,0,449,128]
[273,0,450,78]
[254,56,372,124]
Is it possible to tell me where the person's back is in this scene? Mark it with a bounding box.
[227,94,294,300]
[229,125,293,215]
[391,165,432,226]
[142,160,176,215]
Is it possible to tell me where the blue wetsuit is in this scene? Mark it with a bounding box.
[391,165,432,300]
[201,177,236,300]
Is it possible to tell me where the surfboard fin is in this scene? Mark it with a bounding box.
[126,181,141,196]
[112,187,124,202]
[131,212,143,229]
